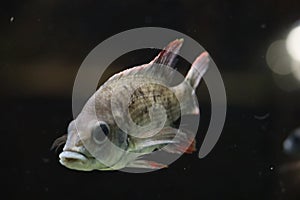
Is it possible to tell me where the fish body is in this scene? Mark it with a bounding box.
[53,39,210,171]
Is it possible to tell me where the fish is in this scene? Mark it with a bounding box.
[52,39,210,171]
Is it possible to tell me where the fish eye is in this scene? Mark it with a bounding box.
[92,121,110,144]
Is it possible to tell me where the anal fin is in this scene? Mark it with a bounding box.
[126,160,168,169]
[162,129,197,154]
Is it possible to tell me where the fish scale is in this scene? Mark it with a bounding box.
[128,83,180,127]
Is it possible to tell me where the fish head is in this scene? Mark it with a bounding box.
[57,114,128,171]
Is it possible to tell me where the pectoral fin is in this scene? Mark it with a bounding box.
[131,127,196,154]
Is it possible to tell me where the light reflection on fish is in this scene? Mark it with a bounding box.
[52,39,210,171]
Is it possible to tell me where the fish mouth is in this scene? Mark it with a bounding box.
[59,151,111,171]
[59,151,88,166]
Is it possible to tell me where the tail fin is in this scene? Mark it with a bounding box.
[173,52,210,115]
[185,52,210,89]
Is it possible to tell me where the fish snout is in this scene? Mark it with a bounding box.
[59,151,88,166]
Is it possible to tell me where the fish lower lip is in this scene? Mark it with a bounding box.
[59,151,88,163]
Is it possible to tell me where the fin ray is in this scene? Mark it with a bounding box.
[126,159,168,169]
[185,52,210,89]
[103,39,184,86]
[150,38,183,67]
[131,127,196,154]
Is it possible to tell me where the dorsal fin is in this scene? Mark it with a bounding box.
[103,39,184,86]
[149,38,184,67]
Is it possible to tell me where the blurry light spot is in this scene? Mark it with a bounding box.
[286,25,300,62]
[279,181,286,193]
[283,138,293,152]
[291,60,300,81]
[42,158,50,163]
[10,17,14,22]
[270,165,275,171]
[266,40,292,75]
[254,113,270,120]
[272,73,300,92]
[258,171,263,176]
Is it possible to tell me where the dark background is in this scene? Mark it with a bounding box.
[1,0,300,199]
